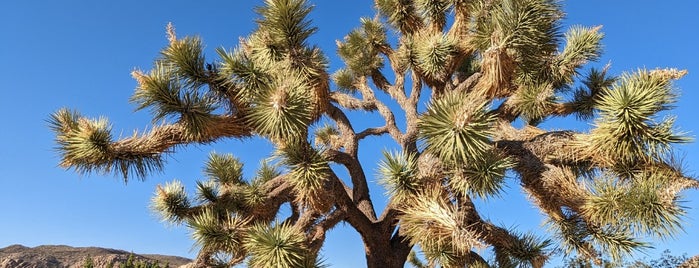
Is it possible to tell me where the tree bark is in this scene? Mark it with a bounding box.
[364,237,412,268]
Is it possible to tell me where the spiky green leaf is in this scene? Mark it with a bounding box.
[414,32,458,81]
[375,0,424,34]
[511,82,557,124]
[195,180,220,203]
[473,0,561,74]
[247,70,313,140]
[415,0,450,30]
[130,63,217,136]
[418,91,495,165]
[331,68,358,92]
[448,150,514,199]
[151,180,191,223]
[493,230,551,268]
[587,69,689,165]
[49,109,163,180]
[556,25,604,83]
[255,0,317,49]
[279,142,331,209]
[189,208,248,257]
[378,150,421,201]
[570,67,616,120]
[161,35,208,87]
[583,171,687,239]
[337,18,385,75]
[204,153,245,187]
[245,222,309,268]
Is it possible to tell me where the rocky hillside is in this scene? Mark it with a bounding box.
[680,255,699,268]
[0,245,191,268]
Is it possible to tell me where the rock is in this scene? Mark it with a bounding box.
[679,255,699,268]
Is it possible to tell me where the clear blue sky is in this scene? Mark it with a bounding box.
[1,1,698,267]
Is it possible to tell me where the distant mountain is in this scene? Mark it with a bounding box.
[0,244,192,268]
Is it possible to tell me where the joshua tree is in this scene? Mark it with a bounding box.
[49,0,697,267]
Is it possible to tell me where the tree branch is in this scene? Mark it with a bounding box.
[493,129,588,221]
[112,115,250,156]
[330,91,378,111]
[308,208,347,253]
[326,104,358,154]
[328,172,374,235]
[356,126,389,140]
[357,76,402,143]
[324,149,377,221]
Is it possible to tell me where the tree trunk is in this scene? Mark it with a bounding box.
[365,248,410,268]
[363,235,412,268]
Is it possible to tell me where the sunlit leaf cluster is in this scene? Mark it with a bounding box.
[419,90,495,165]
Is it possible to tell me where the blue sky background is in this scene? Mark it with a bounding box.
[1,1,698,267]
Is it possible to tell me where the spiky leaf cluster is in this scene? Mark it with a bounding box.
[217,47,270,103]
[473,0,561,73]
[195,180,219,203]
[244,222,314,268]
[130,63,217,137]
[279,142,331,210]
[375,0,423,34]
[399,190,484,260]
[413,32,458,81]
[570,67,616,120]
[189,208,249,260]
[586,69,690,166]
[247,70,314,141]
[256,0,317,49]
[555,25,604,84]
[49,109,163,180]
[378,150,422,202]
[160,33,208,86]
[511,82,557,124]
[336,18,386,76]
[313,124,341,149]
[204,153,245,186]
[448,150,514,199]
[415,0,449,30]
[419,91,495,165]
[492,231,552,268]
[420,242,470,268]
[582,170,686,239]
[331,68,358,92]
[151,180,191,223]
[547,211,649,263]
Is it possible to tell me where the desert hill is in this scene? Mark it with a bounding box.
[0,244,191,268]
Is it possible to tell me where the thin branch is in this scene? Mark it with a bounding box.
[282,201,301,226]
[453,72,482,93]
[370,69,393,94]
[357,126,389,140]
[294,208,321,232]
[403,70,422,152]
[308,208,347,253]
[325,104,358,154]
[357,77,403,143]
[111,115,251,157]
[328,172,374,234]
[323,149,377,221]
[330,91,377,111]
